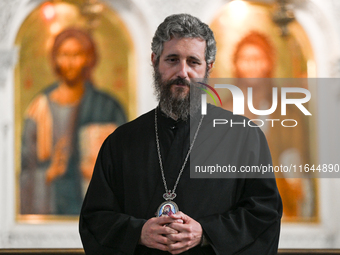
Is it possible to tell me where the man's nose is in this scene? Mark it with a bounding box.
[176,61,190,80]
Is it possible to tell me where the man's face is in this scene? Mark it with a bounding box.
[152,37,212,119]
[56,38,88,84]
[153,37,209,98]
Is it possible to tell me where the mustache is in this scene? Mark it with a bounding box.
[166,77,191,87]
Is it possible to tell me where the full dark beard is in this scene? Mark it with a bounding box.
[153,67,203,121]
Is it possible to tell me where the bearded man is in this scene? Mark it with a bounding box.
[79,14,282,254]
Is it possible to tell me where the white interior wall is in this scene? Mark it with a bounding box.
[0,0,340,248]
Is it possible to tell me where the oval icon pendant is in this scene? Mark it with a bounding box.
[156,200,179,217]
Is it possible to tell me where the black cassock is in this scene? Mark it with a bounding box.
[79,105,282,255]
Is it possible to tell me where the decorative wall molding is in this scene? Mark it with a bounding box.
[330,59,340,78]
[0,0,22,46]
[7,229,82,248]
[280,228,334,248]
[0,48,17,87]
[0,49,17,69]
[330,0,340,77]
[141,0,210,29]
[293,0,340,77]
[106,0,134,12]
[330,0,340,35]
[144,0,206,17]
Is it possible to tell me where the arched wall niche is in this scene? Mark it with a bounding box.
[209,0,316,224]
[14,0,136,219]
[205,0,340,249]
[0,0,152,248]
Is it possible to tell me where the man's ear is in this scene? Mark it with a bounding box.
[151,52,157,67]
[207,61,214,74]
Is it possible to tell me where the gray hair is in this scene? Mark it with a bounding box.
[151,14,216,64]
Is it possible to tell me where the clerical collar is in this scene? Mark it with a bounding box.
[157,106,189,131]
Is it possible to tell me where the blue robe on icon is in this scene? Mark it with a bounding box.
[20,81,126,215]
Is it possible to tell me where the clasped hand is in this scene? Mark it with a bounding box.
[140,211,202,254]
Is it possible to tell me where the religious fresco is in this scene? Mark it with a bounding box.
[209,1,317,222]
[15,0,135,219]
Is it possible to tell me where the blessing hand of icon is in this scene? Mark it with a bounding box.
[45,137,69,184]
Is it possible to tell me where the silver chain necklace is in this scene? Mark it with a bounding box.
[155,108,204,217]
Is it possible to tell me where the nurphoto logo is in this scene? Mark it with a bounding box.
[198,82,312,128]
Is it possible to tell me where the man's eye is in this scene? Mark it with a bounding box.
[190,60,200,65]
[167,58,177,62]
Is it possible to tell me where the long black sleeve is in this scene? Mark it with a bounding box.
[79,136,146,255]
